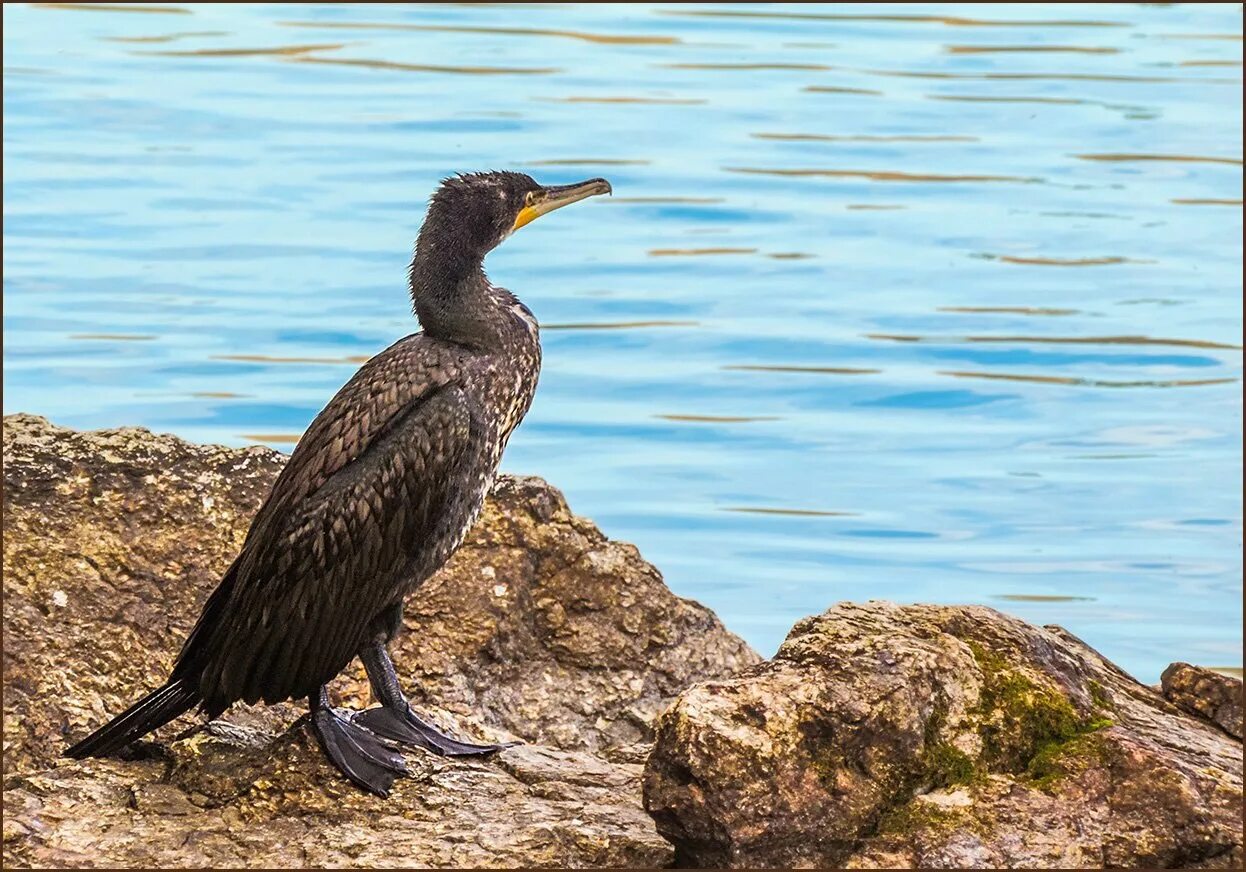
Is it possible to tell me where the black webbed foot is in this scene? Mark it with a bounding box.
[357,636,516,757]
[352,703,515,757]
[310,692,409,797]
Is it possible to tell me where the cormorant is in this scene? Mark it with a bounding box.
[65,171,612,796]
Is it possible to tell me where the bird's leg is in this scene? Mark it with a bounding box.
[351,640,512,757]
[309,685,409,797]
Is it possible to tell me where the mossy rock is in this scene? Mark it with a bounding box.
[968,641,1111,774]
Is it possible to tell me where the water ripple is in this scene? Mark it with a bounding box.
[290,57,561,75]
[279,20,682,45]
[655,9,1129,27]
[134,43,346,58]
[33,2,191,13]
[5,0,1239,682]
[940,370,1238,389]
[725,167,1042,183]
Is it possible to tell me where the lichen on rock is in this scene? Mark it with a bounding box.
[1161,662,1243,740]
[643,601,1243,869]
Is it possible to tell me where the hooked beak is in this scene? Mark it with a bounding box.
[513,177,612,231]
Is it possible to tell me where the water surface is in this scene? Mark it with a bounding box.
[4,2,1242,680]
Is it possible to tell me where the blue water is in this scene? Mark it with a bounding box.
[4,3,1242,681]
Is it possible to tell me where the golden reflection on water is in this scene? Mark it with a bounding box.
[648,247,757,256]
[69,333,157,341]
[655,414,781,423]
[752,133,978,142]
[724,365,881,375]
[725,167,1041,183]
[541,320,699,330]
[191,391,246,399]
[804,86,885,96]
[655,9,1127,28]
[766,252,816,260]
[945,44,1120,54]
[523,158,650,166]
[242,433,302,444]
[928,94,1084,105]
[869,333,1243,350]
[940,370,1239,389]
[290,57,560,75]
[1067,453,1159,460]
[1179,60,1244,67]
[852,67,1235,84]
[211,353,370,364]
[104,31,230,43]
[1157,33,1244,41]
[1075,152,1243,166]
[539,96,707,105]
[722,506,857,517]
[990,255,1141,266]
[662,62,834,71]
[33,2,191,13]
[995,594,1096,602]
[611,197,725,204]
[135,43,345,58]
[437,2,561,7]
[1171,198,1244,206]
[279,20,681,45]
[939,306,1080,316]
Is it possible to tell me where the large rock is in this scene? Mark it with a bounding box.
[2,413,758,868]
[3,725,670,868]
[643,601,1243,869]
[1162,663,1243,740]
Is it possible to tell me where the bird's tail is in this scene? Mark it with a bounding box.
[64,678,200,759]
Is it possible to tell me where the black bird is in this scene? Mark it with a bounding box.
[66,171,612,796]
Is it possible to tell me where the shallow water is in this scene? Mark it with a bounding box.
[4,2,1242,681]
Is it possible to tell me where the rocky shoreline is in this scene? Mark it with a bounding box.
[3,414,1241,869]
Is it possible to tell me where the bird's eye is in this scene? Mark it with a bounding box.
[523,191,537,206]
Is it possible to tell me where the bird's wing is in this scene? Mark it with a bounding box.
[239,334,463,551]
[179,334,478,707]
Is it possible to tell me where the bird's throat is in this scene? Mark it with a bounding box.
[409,252,509,348]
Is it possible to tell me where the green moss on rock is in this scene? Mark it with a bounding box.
[876,799,967,838]
[1026,730,1116,792]
[1087,679,1114,712]
[922,740,977,788]
[967,642,1109,776]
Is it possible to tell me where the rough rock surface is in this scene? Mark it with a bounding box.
[4,725,670,869]
[2,413,758,868]
[644,601,1243,869]
[1162,662,1243,740]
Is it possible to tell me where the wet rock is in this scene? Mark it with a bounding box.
[1161,662,1243,740]
[2,413,758,868]
[644,601,1242,869]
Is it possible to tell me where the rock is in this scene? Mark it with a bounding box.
[644,601,1242,869]
[3,723,671,868]
[2,413,757,774]
[1161,663,1243,740]
[2,413,758,868]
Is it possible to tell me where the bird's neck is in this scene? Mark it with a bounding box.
[408,242,516,349]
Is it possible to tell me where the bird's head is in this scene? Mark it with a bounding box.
[410,170,611,344]
[419,170,612,262]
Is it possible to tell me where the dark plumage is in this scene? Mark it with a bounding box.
[66,170,612,795]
